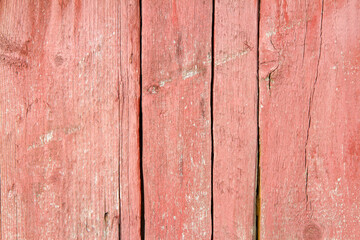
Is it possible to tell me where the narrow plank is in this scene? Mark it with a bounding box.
[0,1,120,239]
[259,0,360,239]
[213,0,258,239]
[142,0,213,238]
[119,0,142,239]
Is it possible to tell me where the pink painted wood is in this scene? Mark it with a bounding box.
[119,0,142,239]
[0,1,125,238]
[142,0,213,238]
[1,1,359,239]
[213,0,259,239]
[259,0,360,239]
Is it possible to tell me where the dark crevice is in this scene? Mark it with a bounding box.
[104,212,109,225]
[266,65,279,93]
[267,35,281,95]
[104,190,108,239]
[139,0,145,239]
[305,168,309,203]
[304,0,324,209]
[210,0,215,239]
[255,0,261,240]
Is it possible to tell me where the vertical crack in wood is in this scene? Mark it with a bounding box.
[139,0,145,239]
[210,0,215,239]
[104,188,108,239]
[304,0,324,210]
[255,0,261,239]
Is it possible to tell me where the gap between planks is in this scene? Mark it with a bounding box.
[139,0,145,239]
[210,0,215,239]
[256,0,262,239]
[135,0,262,239]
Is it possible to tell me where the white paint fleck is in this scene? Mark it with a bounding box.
[28,130,54,150]
[215,49,251,66]
[266,31,276,37]
[182,65,201,80]
[159,78,172,87]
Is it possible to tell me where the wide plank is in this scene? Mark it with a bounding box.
[142,0,213,238]
[213,0,259,239]
[259,0,360,239]
[0,1,121,239]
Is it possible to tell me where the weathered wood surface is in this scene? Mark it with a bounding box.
[119,0,142,239]
[142,0,213,238]
[213,0,258,239]
[1,1,359,239]
[259,0,360,239]
[0,1,124,239]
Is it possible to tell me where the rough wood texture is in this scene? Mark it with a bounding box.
[213,0,258,239]
[1,1,359,239]
[142,0,213,238]
[259,0,360,239]
[0,1,122,239]
[119,0,142,239]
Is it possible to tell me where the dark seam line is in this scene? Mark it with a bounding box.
[210,0,215,239]
[304,0,324,211]
[255,0,261,239]
[139,0,145,239]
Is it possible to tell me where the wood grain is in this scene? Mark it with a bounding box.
[142,0,213,238]
[213,0,259,239]
[119,0,142,239]
[1,1,358,239]
[0,1,122,239]
[259,0,360,239]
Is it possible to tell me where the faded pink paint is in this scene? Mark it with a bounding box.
[1,1,359,239]
[259,0,360,239]
[142,0,212,238]
[213,0,258,239]
[0,1,123,239]
[119,0,142,239]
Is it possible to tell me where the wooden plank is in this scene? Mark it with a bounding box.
[119,0,142,239]
[0,1,122,238]
[259,0,360,239]
[142,0,212,238]
[213,0,258,239]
